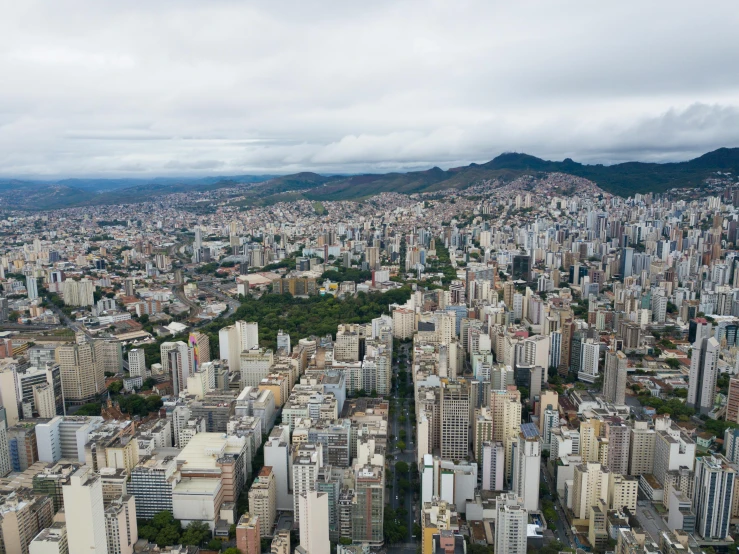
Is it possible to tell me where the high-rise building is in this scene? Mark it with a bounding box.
[481,441,505,491]
[62,467,109,554]
[687,333,720,415]
[578,339,600,383]
[298,491,330,554]
[127,349,146,378]
[188,331,211,372]
[26,276,38,300]
[352,462,385,545]
[620,247,634,279]
[629,421,655,476]
[62,278,95,306]
[104,495,138,554]
[512,423,541,511]
[29,522,68,554]
[392,308,415,340]
[57,337,105,405]
[603,349,627,405]
[571,461,608,521]
[264,426,292,511]
[0,407,11,477]
[248,466,277,537]
[421,499,459,554]
[0,490,54,554]
[335,324,360,362]
[129,456,180,519]
[440,380,470,461]
[605,420,630,476]
[693,455,735,540]
[653,426,696,485]
[495,493,528,554]
[291,443,323,521]
[240,348,274,389]
[235,513,261,554]
[94,339,123,376]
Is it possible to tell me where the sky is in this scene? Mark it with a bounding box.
[2,0,739,178]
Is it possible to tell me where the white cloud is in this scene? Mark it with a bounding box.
[0,0,738,177]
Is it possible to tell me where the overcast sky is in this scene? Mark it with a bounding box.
[2,0,739,178]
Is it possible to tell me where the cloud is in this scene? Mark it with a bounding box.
[0,0,738,177]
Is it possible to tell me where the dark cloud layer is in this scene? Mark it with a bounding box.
[1,1,739,177]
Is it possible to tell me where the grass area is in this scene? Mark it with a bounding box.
[312,201,327,215]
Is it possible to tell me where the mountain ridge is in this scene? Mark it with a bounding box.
[2,148,739,210]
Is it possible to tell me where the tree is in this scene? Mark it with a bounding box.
[395,461,409,474]
[75,403,102,416]
[397,441,406,452]
[108,381,124,395]
[8,311,20,322]
[156,526,181,547]
[223,549,243,554]
[180,521,211,546]
[339,537,353,545]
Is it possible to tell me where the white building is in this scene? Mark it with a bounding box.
[495,493,528,554]
[62,467,109,554]
[127,349,146,378]
[512,423,541,512]
[298,491,330,554]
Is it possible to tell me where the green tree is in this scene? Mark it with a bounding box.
[180,521,211,546]
[223,548,243,554]
[108,381,124,395]
[395,461,409,474]
[155,526,181,547]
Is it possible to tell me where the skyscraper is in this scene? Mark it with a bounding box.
[128,349,146,378]
[512,423,541,511]
[619,247,634,280]
[57,336,104,405]
[298,491,330,554]
[248,466,277,537]
[687,330,720,415]
[63,467,108,554]
[236,512,261,554]
[495,492,528,554]
[26,276,38,300]
[603,349,627,405]
[693,455,735,540]
[440,379,470,461]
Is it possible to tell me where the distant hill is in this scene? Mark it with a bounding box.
[2,148,739,210]
[246,147,739,203]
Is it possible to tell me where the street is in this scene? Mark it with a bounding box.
[388,342,418,553]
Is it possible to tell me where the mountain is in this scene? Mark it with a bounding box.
[292,147,739,200]
[2,148,738,211]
